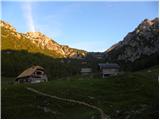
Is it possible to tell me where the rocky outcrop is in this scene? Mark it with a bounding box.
[106,18,159,63]
[24,32,66,56]
[24,32,87,58]
[0,20,16,32]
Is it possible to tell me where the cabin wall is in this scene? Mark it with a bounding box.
[16,75,48,84]
[81,68,92,72]
[81,68,92,75]
[101,68,119,78]
[102,68,118,75]
[30,75,48,83]
[16,77,31,83]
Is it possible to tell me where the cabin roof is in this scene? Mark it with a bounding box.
[16,66,44,79]
[98,63,120,69]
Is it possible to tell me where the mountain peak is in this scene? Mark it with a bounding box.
[106,18,159,63]
[139,17,159,28]
[25,31,57,45]
[25,32,46,38]
[0,20,16,32]
[25,32,53,41]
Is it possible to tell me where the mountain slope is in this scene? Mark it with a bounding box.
[1,20,87,58]
[105,18,159,70]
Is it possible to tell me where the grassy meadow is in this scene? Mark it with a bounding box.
[1,66,159,119]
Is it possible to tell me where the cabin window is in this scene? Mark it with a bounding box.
[35,71,44,75]
[37,71,42,75]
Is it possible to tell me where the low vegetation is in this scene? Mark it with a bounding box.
[2,66,159,119]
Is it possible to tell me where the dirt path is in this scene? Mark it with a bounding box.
[26,87,109,119]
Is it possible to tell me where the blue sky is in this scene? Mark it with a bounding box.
[1,1,158,52]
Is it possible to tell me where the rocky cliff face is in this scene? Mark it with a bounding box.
[106,18,159,63]
[1,20,87,58]
[1,20,16,32]
[24,32,66,56]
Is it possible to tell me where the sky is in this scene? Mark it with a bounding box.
[1,1,159,52]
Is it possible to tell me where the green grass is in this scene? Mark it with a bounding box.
[1,66,159,119]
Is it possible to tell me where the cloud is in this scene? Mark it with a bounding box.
[22,1,35,32]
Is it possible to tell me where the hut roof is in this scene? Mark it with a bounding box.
[98,63,120,69]
[16,66,44,79]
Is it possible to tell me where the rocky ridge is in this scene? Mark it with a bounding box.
[1,20,87,58]
[106,18,159,62]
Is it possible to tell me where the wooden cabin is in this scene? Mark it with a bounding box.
[98,63,120,78]
[15,66,48,84]
[81,68,92,75]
